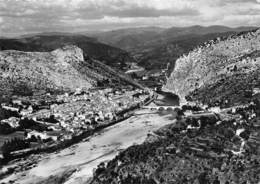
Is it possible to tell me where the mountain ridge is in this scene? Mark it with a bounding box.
[92,25,258,72]
[0,35,135,71]
[0,45,138,103]
[164,28,260,106]
[93,25,257,50]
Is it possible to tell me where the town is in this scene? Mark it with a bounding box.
[0,86,152,162]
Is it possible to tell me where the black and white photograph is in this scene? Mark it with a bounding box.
[0,0,260,183]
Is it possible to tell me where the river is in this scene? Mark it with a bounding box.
[1,93,179,184]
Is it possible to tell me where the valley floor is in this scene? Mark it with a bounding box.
[0,108,175,184]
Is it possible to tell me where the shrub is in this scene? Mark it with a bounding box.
[18,118,49,132]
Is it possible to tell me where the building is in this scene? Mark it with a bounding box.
[20,106,33,116]
[1,117,20,128]
[1,105,19,112]
[253,88,260,95]
[26,130,59,141]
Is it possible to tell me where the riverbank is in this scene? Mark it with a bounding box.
[0,107,175,184]
[91,101,260,184]
[0,92,157,179]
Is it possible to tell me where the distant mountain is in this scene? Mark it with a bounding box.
[161,25,256,38]
[94,25,257,50]
[0,34,135,70]
[93,26,258,72]
[98,33,155,52]
[92,27,165,51]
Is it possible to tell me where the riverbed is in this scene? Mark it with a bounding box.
[0,92,179,184]
[1,108,176,184]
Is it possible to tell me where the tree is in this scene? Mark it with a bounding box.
[0,123,15,135]
[0,106,20,121]
[45,115,59,124]
[1,138,30,158]
[12,82,33,96]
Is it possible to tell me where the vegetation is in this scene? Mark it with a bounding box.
[0,107,20,121]
[1,138,30,157]
[92,104,260,184]
[18,118,50,132]
[91,28,260,184]
[188,71,260,108]
[0,123,16,135]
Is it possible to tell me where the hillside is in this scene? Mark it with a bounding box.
[92,106,260,184]
[136,32,239,73]
[94,26,257,72]
[0,34,135,70]
[0,45,136,103]
[164,29,260,106]
[90,29,260,184]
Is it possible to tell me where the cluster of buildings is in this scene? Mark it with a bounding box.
[0,87,149,152]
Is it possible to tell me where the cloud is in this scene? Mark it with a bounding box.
[0,0,259,37]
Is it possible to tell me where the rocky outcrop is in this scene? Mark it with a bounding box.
[0,45,98,100]
[0,34,135,71]
[164,29,260,106]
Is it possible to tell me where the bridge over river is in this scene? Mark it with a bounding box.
[0,91,180,184]
[142,105,179,110]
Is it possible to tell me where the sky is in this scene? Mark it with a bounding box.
[0,0,260,37]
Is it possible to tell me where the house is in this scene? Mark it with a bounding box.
[1,117,20,128]
[142,76,149,80]
[151,72,161,77]
[60,133,72,141]
[84,118,92,125]
[46,131,61,141]
[104,112,114,121]
[74,88,82,95]
[27,130,49,140]
[209,107,221,113]
[12,99,23,106]
[20,106,33,116]
[29,109,51,119]
[1,105,19,112]
[98,111,105,121]
[253,88,260,95]
[26,130,59,141]
[94,116,101,123]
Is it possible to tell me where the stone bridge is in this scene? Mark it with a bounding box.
[141,106,180,111]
